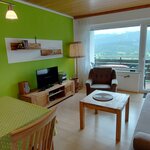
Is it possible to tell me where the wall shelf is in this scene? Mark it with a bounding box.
[5,38,63,63]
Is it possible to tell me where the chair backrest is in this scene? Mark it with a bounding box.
[89,67,116,84]
[10,107,56,150]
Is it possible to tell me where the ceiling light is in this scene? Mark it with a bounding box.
[0,0,18,20]
[6,5,18,19]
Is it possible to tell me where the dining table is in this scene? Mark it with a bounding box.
[0,96,50,150]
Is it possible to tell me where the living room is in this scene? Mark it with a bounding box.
[0,0,150,150]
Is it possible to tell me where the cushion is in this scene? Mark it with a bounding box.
[92,68,112,84]
[91,84,111,89]
[133,132,150,150]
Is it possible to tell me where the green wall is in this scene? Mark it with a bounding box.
[0,1,74,97]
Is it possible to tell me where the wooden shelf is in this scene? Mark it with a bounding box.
[49,89,64,97]
[5,38,63,63]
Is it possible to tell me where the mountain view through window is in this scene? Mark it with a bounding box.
[93,26,142,71]
[93,26,141,60]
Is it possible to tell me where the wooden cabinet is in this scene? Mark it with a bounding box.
[19,80,75,108]
[117,72,140,92]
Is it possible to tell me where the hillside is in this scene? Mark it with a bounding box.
[94,31,150,60]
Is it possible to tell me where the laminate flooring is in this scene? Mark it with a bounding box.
[54,89,144,150]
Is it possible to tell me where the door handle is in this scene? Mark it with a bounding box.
[124,75,130,78]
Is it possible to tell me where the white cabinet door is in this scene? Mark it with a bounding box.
[117,72,140,92]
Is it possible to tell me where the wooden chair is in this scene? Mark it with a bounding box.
[10,107,56,150]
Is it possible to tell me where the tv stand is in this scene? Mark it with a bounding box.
[39,87,46,91]
[19,80,75,108]
[39,84,54,91]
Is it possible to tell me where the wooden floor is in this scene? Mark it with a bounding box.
[53,89,144,150]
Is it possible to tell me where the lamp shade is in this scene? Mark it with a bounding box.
[69,42,84,58]
[5,5,18,20]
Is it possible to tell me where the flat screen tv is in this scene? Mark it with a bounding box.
[36,66,59,89]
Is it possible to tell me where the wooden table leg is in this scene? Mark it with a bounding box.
[95,110,98,114]
[51,141,54,150]
[116,110,122,143]
[80,102,85,129]
[125,97,130,122]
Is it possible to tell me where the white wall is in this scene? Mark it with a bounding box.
[74,8,150,27]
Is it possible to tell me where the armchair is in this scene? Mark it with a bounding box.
[86,67,118,95]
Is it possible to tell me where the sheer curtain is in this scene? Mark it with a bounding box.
[74,20,93,85]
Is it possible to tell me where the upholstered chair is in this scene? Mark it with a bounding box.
[85,67,118,95]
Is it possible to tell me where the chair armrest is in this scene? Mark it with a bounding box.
[85,79,92,86]
[111,79,118,85]
[133,132,150,150]
[111,79,118,92]
[85,79,92,95]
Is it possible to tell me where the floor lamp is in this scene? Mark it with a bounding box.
[69,41,84,78]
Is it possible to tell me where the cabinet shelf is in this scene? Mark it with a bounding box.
[49,90,64,97]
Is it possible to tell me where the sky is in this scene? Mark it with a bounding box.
[94,26,150,35]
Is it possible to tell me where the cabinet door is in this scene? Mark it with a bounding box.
[65,81,75,96]
[117,72,140,92]
[31,91,48,107]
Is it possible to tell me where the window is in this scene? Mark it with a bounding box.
[144,26,150,89]
[145,26,150,60]
[91,26,141,71]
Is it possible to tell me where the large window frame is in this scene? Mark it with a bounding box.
[89,20,150,91]
[91,26,141,72]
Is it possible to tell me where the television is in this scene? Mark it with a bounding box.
[36,66,59,89]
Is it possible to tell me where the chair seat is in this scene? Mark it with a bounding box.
[91,84,111,90]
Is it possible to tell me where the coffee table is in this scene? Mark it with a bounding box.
[80,90,130,143]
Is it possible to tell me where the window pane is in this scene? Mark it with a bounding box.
[144,26,150,89]
[93,26,140,71]
[145,27,150,60]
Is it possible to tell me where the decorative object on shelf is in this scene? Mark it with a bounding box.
[41,49,62,56]
[58,72,67,84]
[5,38,63,63]
[28,43,41,49]
[10,41,41,50]
[17,42,25,49]
[0,0,18,20]
[18,81,30,95]
[35,36,37,43]
[69,41,84,78]
[10,42,20,50]
[93,93,113,102]
[11,40,27,50]
[22,40,28,49]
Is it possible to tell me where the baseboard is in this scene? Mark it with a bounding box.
[118,89,143,94]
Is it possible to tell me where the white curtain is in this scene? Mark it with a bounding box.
[74,20,93,84]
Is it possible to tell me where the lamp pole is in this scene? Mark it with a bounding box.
[75,57,79,78]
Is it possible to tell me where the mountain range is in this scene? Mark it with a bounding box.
[94,31,150,59]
